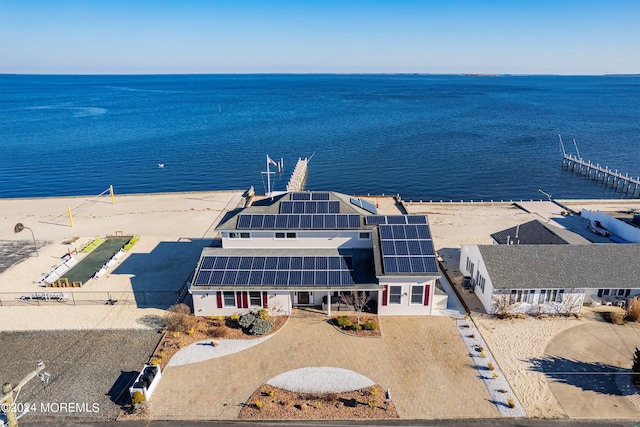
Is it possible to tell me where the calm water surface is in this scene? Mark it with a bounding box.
[1,74,639,200]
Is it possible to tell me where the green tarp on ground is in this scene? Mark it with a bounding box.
[61,237,131,285]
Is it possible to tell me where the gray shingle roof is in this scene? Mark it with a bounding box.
[491,220,569,245]
[477,244,640,289]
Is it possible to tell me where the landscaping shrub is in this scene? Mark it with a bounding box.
[131,391,145,405]
[363,321,378,331]
[507,396,515,408]
[164,303,194,332]
[249,318,273,335]
[257,309,270,320]
[628,297,640,322]
[487,361,495,371]
[211,326,231,338]
[335,316,352,328]
[255,400,263,410]
[351,324,363,331]
[238,313,257,329]
[611,311,626,325]
[230,313,241,321]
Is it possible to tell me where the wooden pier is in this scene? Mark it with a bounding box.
[560,137,640,197]
[286,157,308,192]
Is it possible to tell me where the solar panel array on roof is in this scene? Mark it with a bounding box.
[365,215,428,225]
[291,192,331,200]
[236,214,360,229]
[350,197,378,215]
[280,200,341,214]
[379,223,438,275]
[194,255,355,287]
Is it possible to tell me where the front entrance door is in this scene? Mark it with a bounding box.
[298,292,310,305]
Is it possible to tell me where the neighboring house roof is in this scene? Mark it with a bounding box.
[190,247,381,291]
[477,244,640,289]
[491,220,569,245]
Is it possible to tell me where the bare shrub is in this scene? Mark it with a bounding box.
[164,303,194,332]
[211,326,231,338]
[627,297,640,322]
[492,294,515,319]
[560,290,584,314]
[611,310,626,325]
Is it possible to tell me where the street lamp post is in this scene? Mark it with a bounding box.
[14,223,38,257]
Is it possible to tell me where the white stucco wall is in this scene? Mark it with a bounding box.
[459,245,494,312]
[377,276,435,316]
[191,290,291,317]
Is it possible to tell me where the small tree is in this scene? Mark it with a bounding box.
[339,290,370,324]
[633,347,640,389]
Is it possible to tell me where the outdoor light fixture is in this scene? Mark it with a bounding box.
[14,223,38,256]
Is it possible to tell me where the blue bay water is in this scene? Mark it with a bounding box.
[1,74,639,200]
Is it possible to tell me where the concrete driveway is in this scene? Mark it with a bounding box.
[541,320,640,419]
[150,309,498,420]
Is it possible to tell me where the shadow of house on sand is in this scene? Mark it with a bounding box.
[111,239,212,309]
[528,355,636,396]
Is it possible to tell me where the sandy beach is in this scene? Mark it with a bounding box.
[0,191,243,330]
[2,191,640,419]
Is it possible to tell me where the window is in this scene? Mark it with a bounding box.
[539,289,563,303]
[389,286,402,304]
[249,291,262,307]
[511,290,531,303]
[478,276,486,293]
[411,285,423,304]
[275,232,297,239]
[359,232,371,239]
[229,232,250,239]
[223,291,236,307]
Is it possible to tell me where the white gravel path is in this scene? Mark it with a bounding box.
[167,335,273,367]
[456,316,526,417]
[267,367,375,393]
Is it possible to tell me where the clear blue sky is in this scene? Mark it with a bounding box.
[1,0,638,74]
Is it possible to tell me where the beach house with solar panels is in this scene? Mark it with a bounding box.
[188,191,446,316]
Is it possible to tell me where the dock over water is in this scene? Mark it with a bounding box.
[286,157,308,192]
[560,137,640,198]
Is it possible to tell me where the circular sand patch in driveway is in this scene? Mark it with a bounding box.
[266,367,374,393]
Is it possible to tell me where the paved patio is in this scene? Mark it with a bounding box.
[150,309,498,420]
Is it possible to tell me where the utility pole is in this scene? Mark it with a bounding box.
[1,361,48,427]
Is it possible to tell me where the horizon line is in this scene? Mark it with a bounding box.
[2,72,639,77]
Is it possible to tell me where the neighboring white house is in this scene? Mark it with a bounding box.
[459,244,640,314]
[189,191,444,316]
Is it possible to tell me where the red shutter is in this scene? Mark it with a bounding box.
[216,292,223,308]
[242,292,249,309]
[424,284,430,306]
[382,285,388,306]
[262,292,268,308]
[236,292,242,308]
